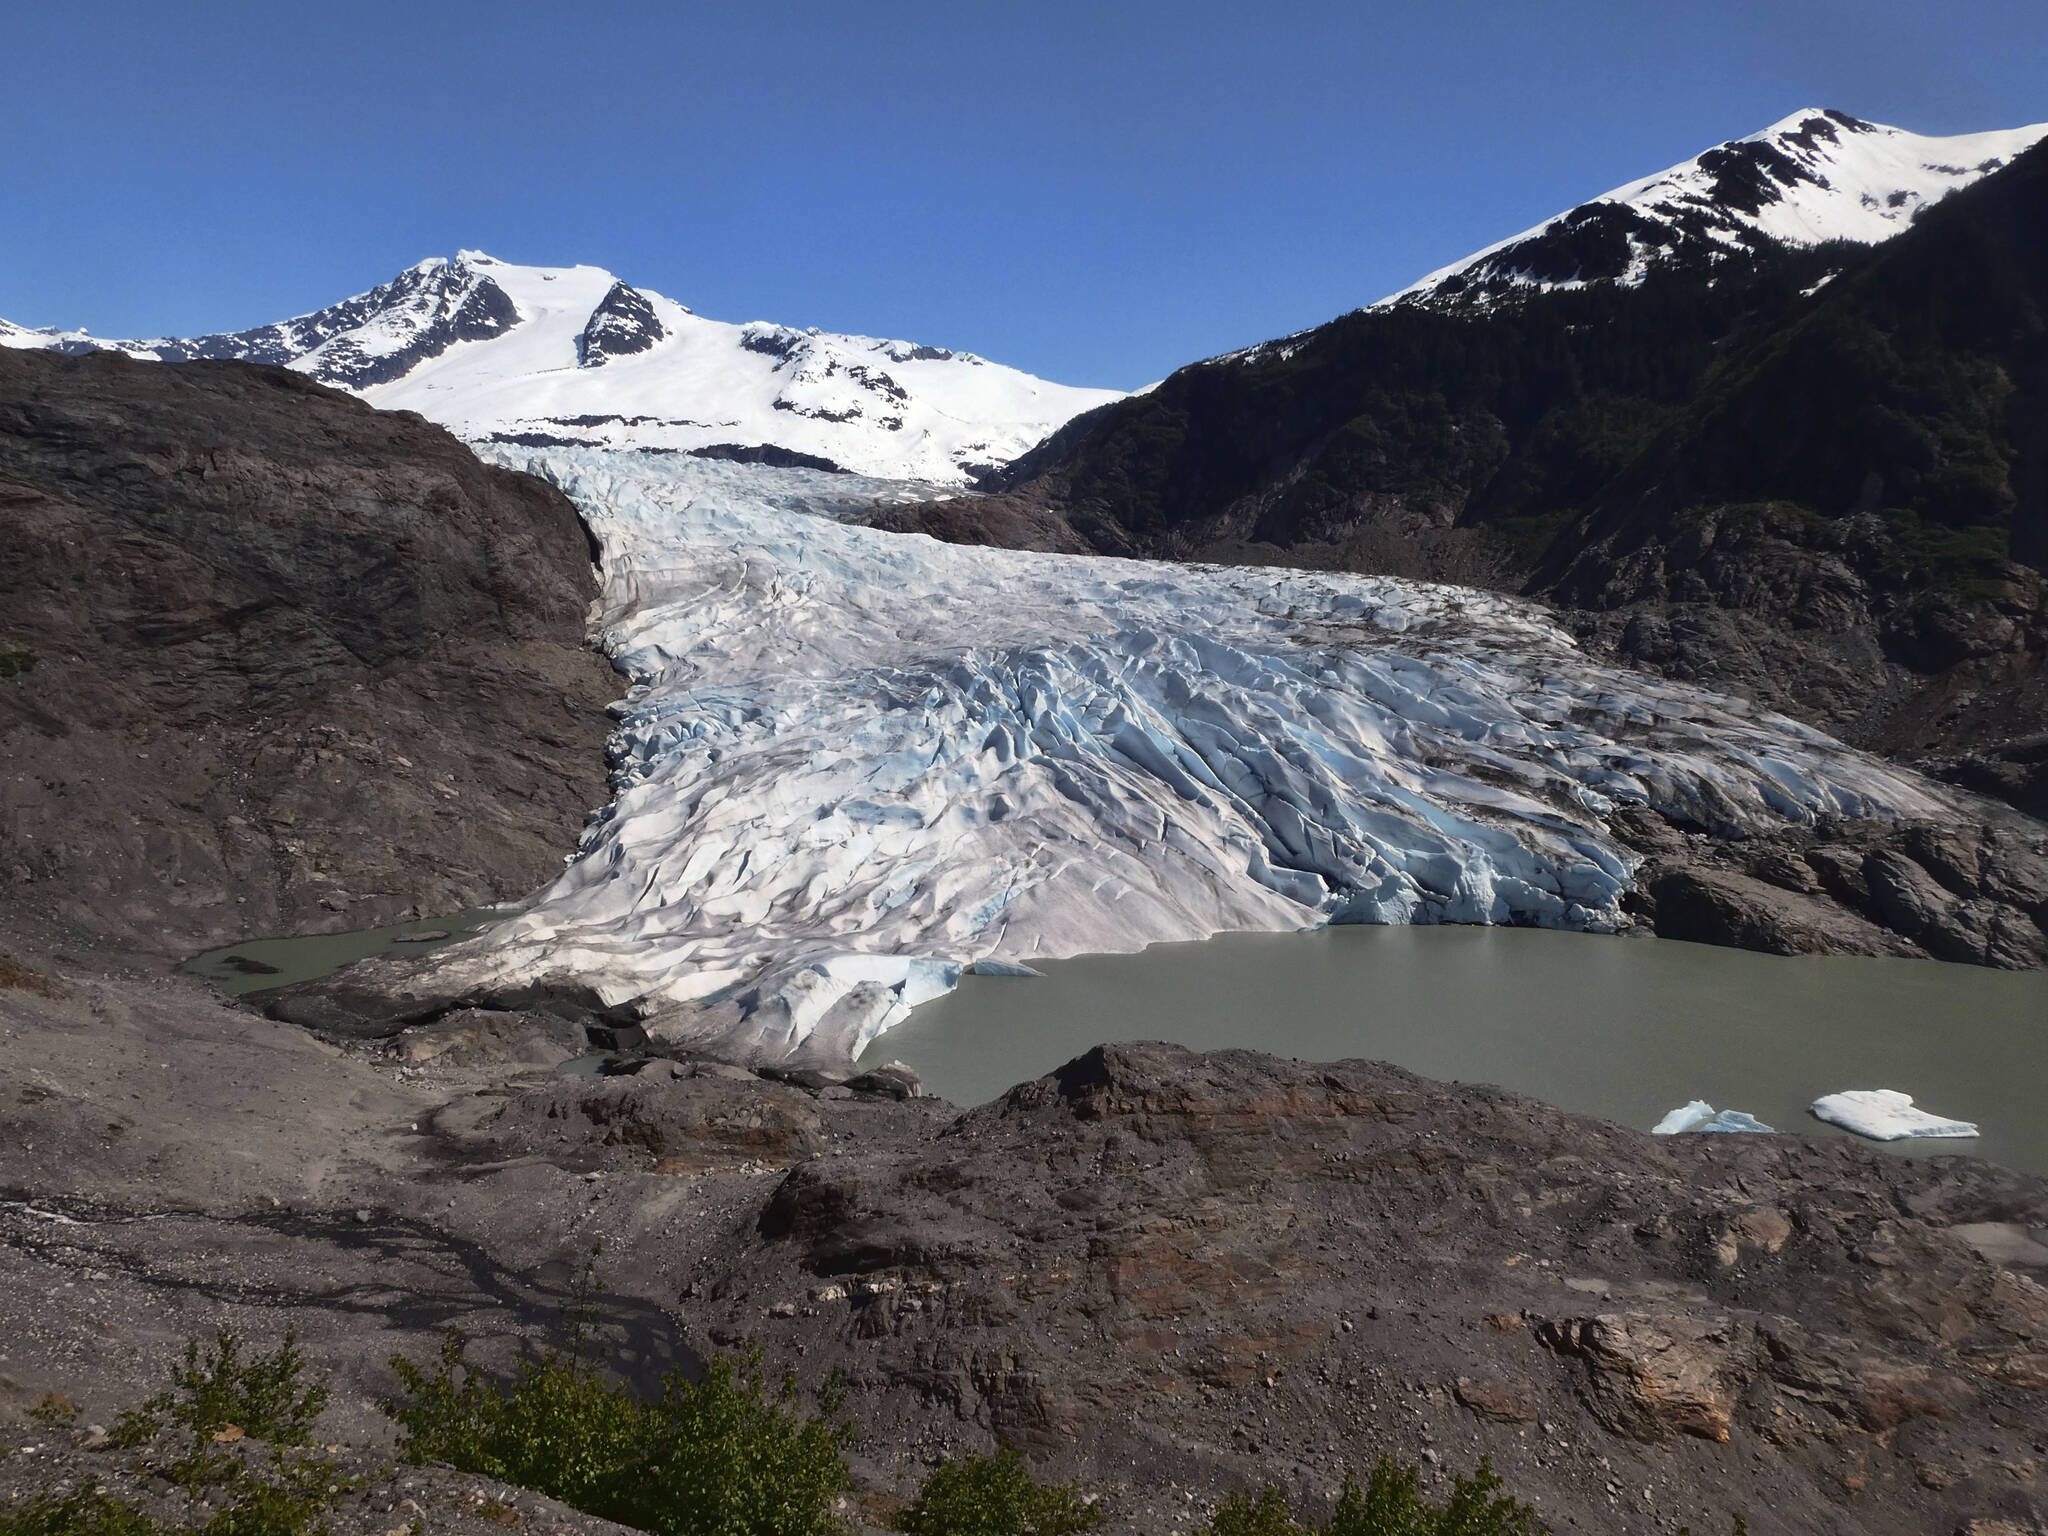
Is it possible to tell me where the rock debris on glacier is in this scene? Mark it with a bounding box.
[411,450,1952,1063]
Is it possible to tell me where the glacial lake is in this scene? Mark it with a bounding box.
[858,926,2048,1180]
[180,907,507,996]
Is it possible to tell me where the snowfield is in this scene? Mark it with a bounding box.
[409,450,1951,1064]
[1382,109,2048,306]
[0,253,1122,485]
[358,257,1123,482]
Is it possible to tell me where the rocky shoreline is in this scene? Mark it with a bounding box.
[5,959,2048,1534]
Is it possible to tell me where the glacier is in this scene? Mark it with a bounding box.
[397,449,1953,1066]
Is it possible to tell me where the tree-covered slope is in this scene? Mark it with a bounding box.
[988,238,1854,575]
[981,138,2048,783]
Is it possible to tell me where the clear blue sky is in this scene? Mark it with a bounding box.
[4,0,2042,390]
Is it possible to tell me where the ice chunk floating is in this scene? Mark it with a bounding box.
[415,449,1953,1064]
[1811,1090,1978,1141]
[1652,1101,1775,1134]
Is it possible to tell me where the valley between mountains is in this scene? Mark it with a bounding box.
[3,107,2048,1536]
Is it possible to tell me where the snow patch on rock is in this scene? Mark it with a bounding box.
[1384,111,2047,310]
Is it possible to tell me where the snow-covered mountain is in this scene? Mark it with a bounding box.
[0,252,1122,484]
[1384,109,2047,309]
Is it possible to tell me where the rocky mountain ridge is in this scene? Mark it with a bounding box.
[956,130,2048,810]
[1377,108,2045,311]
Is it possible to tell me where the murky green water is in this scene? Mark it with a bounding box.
[859,926,2048,1179]
[179,907,508,996]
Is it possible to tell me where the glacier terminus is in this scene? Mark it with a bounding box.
[387,450,1956,1067]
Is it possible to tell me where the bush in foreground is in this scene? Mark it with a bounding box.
[111,1331,329,1454]
[895,1448,1101,1535]
[0,1485,160,1536]
[387,1331,851,1536]
[1198,1458,1545,1536]
[1,1332,349,1536]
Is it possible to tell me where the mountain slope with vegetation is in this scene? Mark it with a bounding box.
[968,138,2048,798]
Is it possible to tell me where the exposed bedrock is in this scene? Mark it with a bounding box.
[660,1041,2048,1534]
[6,945,2048,1530]
[0,347,618,958]
[1610,806,2048,967]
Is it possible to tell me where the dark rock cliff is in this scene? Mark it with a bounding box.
[949,140,2048,802]
[0,347,619,958]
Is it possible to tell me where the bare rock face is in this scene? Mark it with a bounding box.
[671,1041,2048,1534]
[1537,1312,1756,1443]
[521,1069,826,1173]
[1613,806,2048,968]
[0,347,618,957]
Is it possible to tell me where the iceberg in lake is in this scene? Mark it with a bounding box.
[1652,1101,1774,1134]
[1810,1089,1977,1141]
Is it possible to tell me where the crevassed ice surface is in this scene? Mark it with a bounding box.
[434,449,1950,1062]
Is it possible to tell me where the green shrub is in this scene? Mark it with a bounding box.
[65,1330,351,1533]
[0,650,35,679]
[0,1463,349,1536]
[0,1485,160,1536]
[1199,1458,1545,1536]
[0,1332,367,1536]
[111,1331,328,1451]
[1203,1487,1300,1536]
[896,1449,1101,1535]
[387,1332,851,1536]
[188,1451,347,1536]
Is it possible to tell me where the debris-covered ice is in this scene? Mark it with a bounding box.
[1811,1089,1978,1141]
[413,450,1954,1063]
[1652,1101,1775,1134]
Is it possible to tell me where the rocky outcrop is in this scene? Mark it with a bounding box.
[1611,806,2048,967]
[0,347,618,958]
[1554,517,2048,789]
[651,1040,2048,1533]
[1536,1311,1759,1443]
[8,939,2048,1535]
[1925,736,2048,823]
[576,281,665,367]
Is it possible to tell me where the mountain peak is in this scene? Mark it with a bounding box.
[1381,110,2048,309]
[0,252,1121,483]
